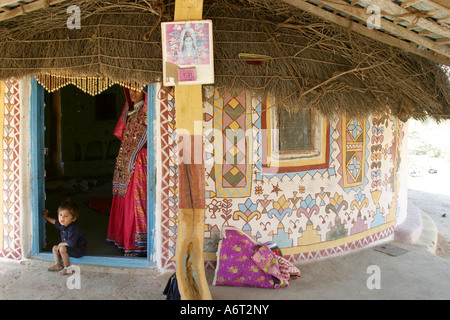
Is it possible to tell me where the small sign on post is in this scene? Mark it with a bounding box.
[178,68,197,82]
[161,20,214,86]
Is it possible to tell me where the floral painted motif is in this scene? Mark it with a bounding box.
[233,198,261,231]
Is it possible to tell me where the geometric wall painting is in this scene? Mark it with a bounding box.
[212,90,252,198]
[342,115,366,188]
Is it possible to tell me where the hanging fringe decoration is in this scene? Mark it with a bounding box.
[35,73,146,96]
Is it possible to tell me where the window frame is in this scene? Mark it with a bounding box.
[30,78,157,268]
[262,98,330,173]
[272,107,322,160]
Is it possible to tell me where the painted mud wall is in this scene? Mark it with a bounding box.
[0,80,407,268]
[158,88,408,270]
[0,79,23,260]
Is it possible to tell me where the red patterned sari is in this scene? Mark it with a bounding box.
[107,90,148,256]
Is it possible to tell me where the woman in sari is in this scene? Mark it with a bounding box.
[107,87,148,256]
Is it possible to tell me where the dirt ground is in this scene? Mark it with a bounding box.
[436,234,450,260]
[408,155,450,262]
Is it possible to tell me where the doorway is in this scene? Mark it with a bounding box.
[30,78,156,267]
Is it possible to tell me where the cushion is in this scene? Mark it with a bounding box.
[212,227,287,289]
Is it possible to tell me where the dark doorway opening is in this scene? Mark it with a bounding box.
[41,84,128,257]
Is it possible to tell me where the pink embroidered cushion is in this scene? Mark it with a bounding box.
[213,227,286,289]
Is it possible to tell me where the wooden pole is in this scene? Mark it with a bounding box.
[174,0,212,300]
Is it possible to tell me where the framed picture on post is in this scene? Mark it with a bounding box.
[161,20,214,86]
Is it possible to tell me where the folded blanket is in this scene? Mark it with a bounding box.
[213,227,301,289]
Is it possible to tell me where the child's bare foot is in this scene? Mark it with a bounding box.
[48,263,64,271]
[57,266,73,276]
[57,268,68,276]
[58,266,73,276]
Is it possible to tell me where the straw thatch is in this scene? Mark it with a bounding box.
[0,0,449,120]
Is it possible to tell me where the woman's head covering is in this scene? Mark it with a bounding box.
[114,86,148,140]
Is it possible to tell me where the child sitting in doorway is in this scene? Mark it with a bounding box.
[42,199,87,275]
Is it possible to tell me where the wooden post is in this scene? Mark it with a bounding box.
[174,0,212,300]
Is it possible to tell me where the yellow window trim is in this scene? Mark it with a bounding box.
[266,98,328,168]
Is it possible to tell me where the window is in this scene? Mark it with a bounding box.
[279,108,311,152]
[263,101,330,173]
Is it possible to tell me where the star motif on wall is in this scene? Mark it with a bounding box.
[271,182,282,196]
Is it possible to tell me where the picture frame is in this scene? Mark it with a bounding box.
[161,20,214,86]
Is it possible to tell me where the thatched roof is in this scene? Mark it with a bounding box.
[0,0,449,120]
